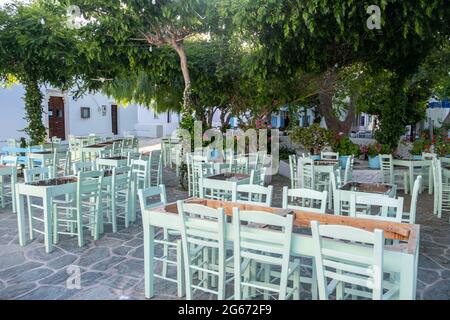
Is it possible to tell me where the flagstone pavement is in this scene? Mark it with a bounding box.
[0,168,449,300]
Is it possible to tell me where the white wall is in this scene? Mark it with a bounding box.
[0,84,29,145]
[0,84,182,145]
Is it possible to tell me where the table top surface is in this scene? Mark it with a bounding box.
[207,173,251,181]
[341,182,393,194]
[314,160,339,166]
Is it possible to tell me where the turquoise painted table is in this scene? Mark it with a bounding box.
[392,159,432,194]
[16,173,119,253]
[142,198,420,300]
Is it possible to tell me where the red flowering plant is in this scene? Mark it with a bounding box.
[361,142,392,157]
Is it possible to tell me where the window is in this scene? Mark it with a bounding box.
[81,107,90,119]
[360,115,366,126]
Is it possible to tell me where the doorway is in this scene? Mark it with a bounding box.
[48,96,66,140]
[111,104,118,135]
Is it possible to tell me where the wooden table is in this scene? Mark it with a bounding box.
[141,198,420,300]
[334,182,396,215]
[15,173,123,253]
[97,156,128,168]
[392,159,432,194]
[0,165,17,212]
[28,151,54,167]
[81,143,111,162]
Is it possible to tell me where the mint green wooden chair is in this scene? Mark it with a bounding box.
[232,208,300,300]
[289,155,300,189]
[432,159,450,220]
[311,221,399,300]
[178,201,233,300]
[250,167,267,186]
[199,177,235,201]
[0,155,18,209]
[52,171,103,247]
[349,194,404,223]
[23,166,54,240]
[298,157,315,189]
[233,184,273,207]
[103,167,132,232]
[138,186,185,297]
[342,155,354,185]
[131,159,150,189]
[149,150,163,186]
[72,161,95,174]
[402,176,422,224]
[380,154,409,194]
[282,187,328,214]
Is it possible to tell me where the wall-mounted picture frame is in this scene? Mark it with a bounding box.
[80,107,90,119]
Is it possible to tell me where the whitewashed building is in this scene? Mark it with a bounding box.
[0,84,181,146]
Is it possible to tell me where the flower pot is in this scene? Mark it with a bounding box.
[339,156,350,169]
[368,156,380,169]
[310,155,321,161]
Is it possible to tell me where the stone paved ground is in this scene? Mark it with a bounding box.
[0,168,450,300]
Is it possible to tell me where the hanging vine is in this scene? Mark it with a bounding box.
[23,79,46,146]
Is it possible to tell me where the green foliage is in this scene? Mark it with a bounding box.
[0,2,78,143]
[279,146,296,161]
[23,80,46,145]
[289,124,332,155]
[332,136,360,157]
[362,142,392,158]
[410,138,432,156]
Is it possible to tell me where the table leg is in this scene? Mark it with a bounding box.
[143,219,155,299]
[11,168,17,213]
[16,192,27,246]
[409,165,414,195]
[43,191,53,253]
[399,252,417,300]
[428,166,433,195]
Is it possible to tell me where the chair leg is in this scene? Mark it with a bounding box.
[77,211,84,247]
[27,196,34,240]
[176,240,185,298]
[293,260,300,300]
[111,193,117,233]
[311,260,318,300]
[52,205,59,244]
[162,229,169,278]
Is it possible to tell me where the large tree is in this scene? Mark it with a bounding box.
[0,1,79,144]
[226,0,449,134]
[62,0,215,112]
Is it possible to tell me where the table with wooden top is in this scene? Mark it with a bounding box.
[334,182,396,215]
[81,143,112,162]
[141,198,420,299]
[392,159,432,194]
[15,172,122,253]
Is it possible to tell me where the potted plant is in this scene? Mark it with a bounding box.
[410,138,431,160]
[362,142,391,169]
[289,124,332,160]
[332,135,360,169]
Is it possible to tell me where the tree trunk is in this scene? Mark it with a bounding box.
[23,79,46,145]
[172,41,192,112]
[317,69,356,135]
